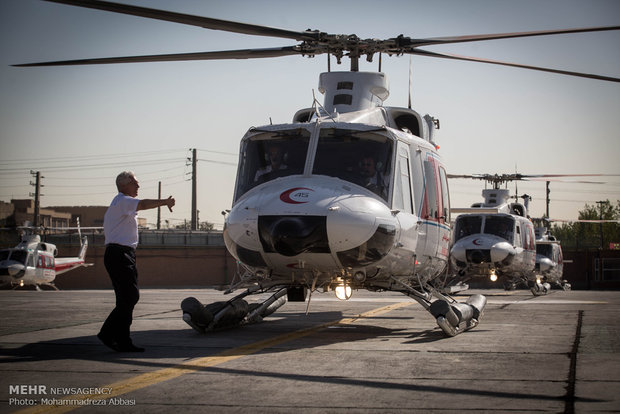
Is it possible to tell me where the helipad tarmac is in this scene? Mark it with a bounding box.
[0,288,619,413]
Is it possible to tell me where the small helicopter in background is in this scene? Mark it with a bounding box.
[15,1,620,335]
[533,220,568,293]
[534,214,620,293]
[0,229,91,290]
[448,174,539,293]
[448,173,615,295]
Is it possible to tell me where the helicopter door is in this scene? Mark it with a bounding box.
[392,143,418,254]
[421,156,441,258]
[393,143,414,214]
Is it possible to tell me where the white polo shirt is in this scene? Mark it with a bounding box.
[104,193,141,249]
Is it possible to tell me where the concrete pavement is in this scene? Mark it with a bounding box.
[1,288,619,413]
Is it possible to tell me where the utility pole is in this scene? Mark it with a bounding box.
[596,200,607,249]
[545,181,550,218]
[29,171,43,227]
[596,200,607,283]
[191,148,197,231]
[157,181,161,230]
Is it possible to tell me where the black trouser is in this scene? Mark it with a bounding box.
[100,244,139,345]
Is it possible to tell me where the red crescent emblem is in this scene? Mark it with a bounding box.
[472,238,482,246]
[280,187,313,204]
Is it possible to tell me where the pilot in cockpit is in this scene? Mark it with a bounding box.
[254,144,288,182]
[359,153,389,198]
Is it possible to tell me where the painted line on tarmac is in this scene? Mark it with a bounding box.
[17,301,412,414]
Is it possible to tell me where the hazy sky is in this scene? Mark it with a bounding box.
[1,0,619,229]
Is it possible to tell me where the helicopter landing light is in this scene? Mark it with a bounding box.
[489,269,498,282]
[335,284,352,300]
[19,280,24,287]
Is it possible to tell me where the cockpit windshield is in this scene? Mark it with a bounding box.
[234,128,310,200]
[0,249,27,264]
[536,244,553,258]
[454,216,483,242]
[312,129,393,201]
[483,216,515,242]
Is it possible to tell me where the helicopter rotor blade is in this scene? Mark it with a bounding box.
[13,46,301,67]
[409,26,620,47]
[43,0,321,42]
[521,178,607,184]
[409,49,620,83]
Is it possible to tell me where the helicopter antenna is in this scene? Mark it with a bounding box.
[311,89,338,123]
[408,56,413,109]
[515,165,518,197]
[327,53,330,72]
[378,53,382,72]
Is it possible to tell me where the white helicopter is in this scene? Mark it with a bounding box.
[16,1,620,335]
[448,173,614,295]
[0,230,91,290]
[448,174,541,293]
[533,222,568,293]
[534,214,620,293]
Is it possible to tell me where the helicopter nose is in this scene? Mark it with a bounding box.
[7,264,25,278]
[258,215,329,257]
[450,243,467,262]
[490,242,515,263]
[539,257,554,272]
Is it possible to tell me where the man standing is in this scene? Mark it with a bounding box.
[97,171,175,352]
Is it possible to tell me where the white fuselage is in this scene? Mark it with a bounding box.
[0,235,88,288]
[224,118,450,292]
[535,240,564,284]
[450,213,537,284]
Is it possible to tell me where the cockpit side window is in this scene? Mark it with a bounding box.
[0,250,9,261]
[454,216,483,241]
[9,250,27,265]
[483,216,515,242]
[234,129,310,200]
[312,129,393,201]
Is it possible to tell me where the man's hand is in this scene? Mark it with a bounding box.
[165,196,175,212]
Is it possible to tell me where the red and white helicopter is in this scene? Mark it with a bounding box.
[0,230,91,290]
[15,0,620,335]
[533,222,568,293]
[448,174,540,293]
[448,173,616,295]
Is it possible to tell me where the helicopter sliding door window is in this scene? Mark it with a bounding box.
[438,167,450,224]
[393,144,413,214]
[422,160,439,220]
[312,128,393,202]
[515,224,523,247]
[234,129,311,200]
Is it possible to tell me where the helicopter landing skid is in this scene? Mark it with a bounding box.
[430,294,487,337]
[181,287,288,334]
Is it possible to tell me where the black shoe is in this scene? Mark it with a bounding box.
[97,332,120,352]
[117,343,145,352]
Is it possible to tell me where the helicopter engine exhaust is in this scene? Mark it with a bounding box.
[430,294,487,337]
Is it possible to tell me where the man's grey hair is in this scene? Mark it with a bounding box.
[115,171,136,191]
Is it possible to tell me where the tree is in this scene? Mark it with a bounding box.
[552,200,620,249]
